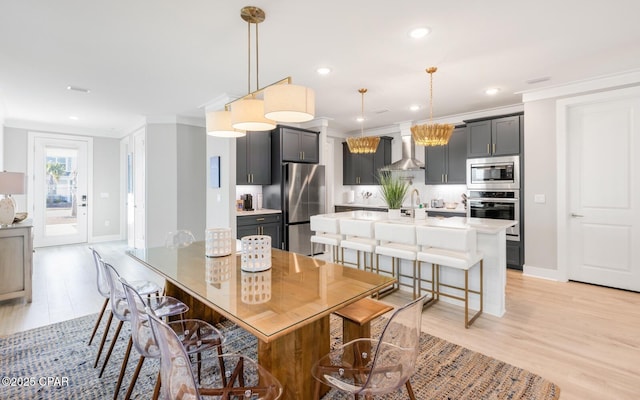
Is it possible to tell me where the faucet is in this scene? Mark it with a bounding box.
[410,189,421,217]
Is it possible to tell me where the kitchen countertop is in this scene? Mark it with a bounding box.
[236,209,282,216]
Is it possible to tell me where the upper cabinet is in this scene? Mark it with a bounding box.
[275,125,319,163]
[424,126,467,184]
[467,114,521,158]
[343,136,393,185]
[237,131,271,185]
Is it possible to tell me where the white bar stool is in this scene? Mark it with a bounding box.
[374,222,419,299]
[416,226,484,328]
[310,215,342,263]
[339,218,377,271]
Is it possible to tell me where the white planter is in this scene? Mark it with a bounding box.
[388,208,402,219]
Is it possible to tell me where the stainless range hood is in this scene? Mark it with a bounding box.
[382,135,424,171]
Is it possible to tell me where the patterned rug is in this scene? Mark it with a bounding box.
[1,314,560,399]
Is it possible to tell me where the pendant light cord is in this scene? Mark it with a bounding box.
[246,20,261,94]
[359,88,367,137]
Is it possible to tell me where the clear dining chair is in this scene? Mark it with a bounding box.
[99,262,189,400]
[311,295,426,400]
[165,230,196,249]
[147,311,283,400]
[89,248,162,369]
[120,277,226,399]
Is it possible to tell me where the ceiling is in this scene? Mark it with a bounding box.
[2,1,640,138]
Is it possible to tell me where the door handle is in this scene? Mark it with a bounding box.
[487,143,490,154]
[493,143,496,154]
[571,213,584,218]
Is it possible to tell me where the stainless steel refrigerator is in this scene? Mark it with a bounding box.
[264,163,325,255]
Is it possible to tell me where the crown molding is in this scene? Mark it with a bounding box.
[3,119,123,138]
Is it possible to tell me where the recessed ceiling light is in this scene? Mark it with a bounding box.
[356,117,365,122]
[409,27,430,39]
[69,116,79,120]
[67,85,91,93]
[316,67,332,75]
[409,104,421,111]
[485,88,500,95]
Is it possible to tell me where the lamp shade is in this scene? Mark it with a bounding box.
[231,99,277,131]
[263,84,315,122]
[206,110,246,138]
[0,172,25,195]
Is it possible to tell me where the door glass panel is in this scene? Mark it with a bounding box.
[44,146,79,237]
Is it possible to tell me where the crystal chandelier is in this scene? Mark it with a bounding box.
[411,67,454,146]
[346,88,380,154]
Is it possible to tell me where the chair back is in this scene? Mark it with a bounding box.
[102,262,130,322]
[416,226,477,254]
[374,222,416,245]
[90,248,110,298]
[147,311,283,400]
[165,230,196,249]
[360,295,425,395]
[310,215,340,235]
[120,277,160,358]
[339,218,375,238]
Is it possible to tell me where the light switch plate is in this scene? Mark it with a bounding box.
[534,194,546,204]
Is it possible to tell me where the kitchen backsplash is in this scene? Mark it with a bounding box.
[339,183,467,208]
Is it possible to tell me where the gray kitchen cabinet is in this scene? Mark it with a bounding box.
[277,126,319,163]
[424,126,466,184]
[237,213,282,249]
[467,114,521,158]
[427,210,466,218]
[335,205,387,212]
[237,131,271,185]
[342,136,392,185]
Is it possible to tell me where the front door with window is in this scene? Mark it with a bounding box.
[30,135,90,247]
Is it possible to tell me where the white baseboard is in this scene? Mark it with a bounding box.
[90,234,123,243]
[522,264,567,282]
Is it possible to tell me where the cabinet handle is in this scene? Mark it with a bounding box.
[487,143,490,154]
[299,151,303,160]
[445,174,448,183]
[493,143,496,154]
[441,174,444,183]
[256,217,265,221]
[302,151,305,160]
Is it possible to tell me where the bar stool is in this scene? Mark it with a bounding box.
[416,226,483,328]
[339,218,377,271]
[374,222,419,299]
[310,215,342,263]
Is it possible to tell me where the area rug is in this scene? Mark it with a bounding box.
[0,314,560,399]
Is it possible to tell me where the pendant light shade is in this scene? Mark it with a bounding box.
[231,98,276,131]
[206,110,246,137]
[263,84,315,122]
[346,88,380,154]
[411,67,454,146]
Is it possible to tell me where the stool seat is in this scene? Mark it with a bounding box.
[417,248,483,270]
[311,233,341,247]
[340,237,376,253]
[376,242,418,261]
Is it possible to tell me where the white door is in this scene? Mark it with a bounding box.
[133,129,146,248]
[31,136,90,247]
[567,93,640,291]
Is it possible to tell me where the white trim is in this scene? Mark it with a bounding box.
[6,119,122,139]
[521,68,640,103]
[90,234,123,243]
[119,137,129,241]
[523,264,565,282]
[556,85,640,285]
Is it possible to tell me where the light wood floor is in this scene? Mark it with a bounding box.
[1,242,638,400]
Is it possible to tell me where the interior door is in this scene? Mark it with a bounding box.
[567,95,640,291]
[133,130,146,249]
[32,136,90,247]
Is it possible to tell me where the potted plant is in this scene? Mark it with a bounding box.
[378,172,408,219]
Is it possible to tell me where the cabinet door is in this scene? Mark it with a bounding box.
[262,222,282,249]
[247,131,271,184]
[281,128,302,162]
[492,115,520,156]
[467,120,492,157]
[237,224,258,239]
[424,145,446,184]
[342,143,358,185]
[299,131,319,163]
[236,135,250,185]
[370,137,392,183]
[445,126,467,184]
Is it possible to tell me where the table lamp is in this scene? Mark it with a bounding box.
[0,171,25,225]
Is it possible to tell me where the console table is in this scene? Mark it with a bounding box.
[0,220,33,303]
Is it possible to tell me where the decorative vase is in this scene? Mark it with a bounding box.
[388,208,401,219]
[240,235,272,272]
[205,228,233,257]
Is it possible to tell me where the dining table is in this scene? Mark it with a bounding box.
[128,242,396,399]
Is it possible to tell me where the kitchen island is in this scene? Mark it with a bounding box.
[314,211,516,317]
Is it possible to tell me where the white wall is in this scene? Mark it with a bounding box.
[92,137,121,238]
[206,136,236,238]
[177,123,206,240]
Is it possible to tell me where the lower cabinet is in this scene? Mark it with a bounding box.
[335,205,388,212]
[426,211,466,218]
[237,214,282,249]
[0,223,33,303]
[506,241,523,270]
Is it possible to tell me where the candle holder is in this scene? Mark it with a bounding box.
[206,228,233,257]
[205,256,232,284]
[241,269,272,304]
[240,235,271,272]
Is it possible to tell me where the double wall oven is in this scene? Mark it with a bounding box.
[466,156,520,241]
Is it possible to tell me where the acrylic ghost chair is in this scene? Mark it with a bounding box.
[99,262,189,400]
[147,310,283,400]
[120,277,227,400]
[165,230,196,249]
[311,295,426,400]
[89,248,162,369]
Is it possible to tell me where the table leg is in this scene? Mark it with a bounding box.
[164,281,224,324]
[258,316,330,399]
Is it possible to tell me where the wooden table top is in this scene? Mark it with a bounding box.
[128,243,395,343]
